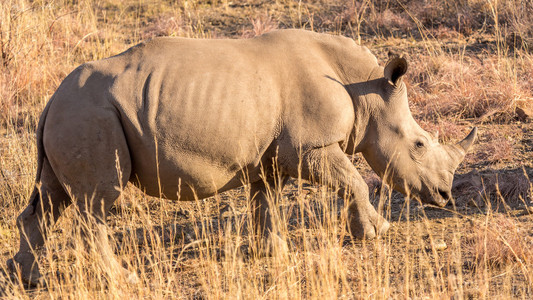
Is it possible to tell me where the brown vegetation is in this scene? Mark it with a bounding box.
[0,0,532,298]
[464,214,533,268]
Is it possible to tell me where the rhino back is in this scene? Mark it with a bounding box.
[51,30,367,200]
[91,38,276,198]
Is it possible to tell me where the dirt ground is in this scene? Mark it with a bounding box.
[1,0,532,298]
[101,123,533,297]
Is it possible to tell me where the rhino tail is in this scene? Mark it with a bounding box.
[28,95,55,209]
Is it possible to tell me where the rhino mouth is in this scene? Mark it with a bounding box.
[395,181,451,207]
[431,188,452,207]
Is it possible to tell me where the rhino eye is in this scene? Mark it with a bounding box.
[415,140,425,148]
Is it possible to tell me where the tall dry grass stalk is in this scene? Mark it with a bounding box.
[2,142,531,297]
[0,0,531,298]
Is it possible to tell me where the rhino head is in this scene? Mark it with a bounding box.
[353,55,477,207]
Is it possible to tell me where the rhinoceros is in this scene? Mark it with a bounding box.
[8,29,476,285]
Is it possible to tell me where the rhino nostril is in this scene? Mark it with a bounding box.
[438,189,451,200]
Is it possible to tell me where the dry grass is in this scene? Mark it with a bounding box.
[477,131,516,163]
[242,14,278,38]
[464,214,533,268]
[0,0,532,298]
[408,53,533,122]
[453,169,532,209]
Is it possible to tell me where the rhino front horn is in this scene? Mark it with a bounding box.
[457,127,478,152]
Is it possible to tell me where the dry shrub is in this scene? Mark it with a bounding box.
[142,15,184,40]
[418,119,467,142]
[453,170,532,208]
[408,54,533,122]
[405,1,447,27]
[475,136,515,164]
[242,15,278,38]
[374,9,413,34]
[489,171,532,206]
[496,0,533,49]
[1,0,532,298]
[515,99,533,121]
[321,0,533,42]
[464,214,532,268]
[429,26,464,40]
[404,0,489,35]
[0,1,112,129]
[389,0,531,42]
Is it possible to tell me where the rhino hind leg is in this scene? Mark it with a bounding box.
[73,178,136,284]
[250,174,289,255]
[286,144,390,239]
[42,108,136,283]
[8,157,72,286]
[68,177,139,285]
[9,106,136,285]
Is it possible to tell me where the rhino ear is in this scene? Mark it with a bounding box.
[384,56,408,86]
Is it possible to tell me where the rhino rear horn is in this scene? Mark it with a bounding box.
[457,127,478,153]
[384,56,408,86]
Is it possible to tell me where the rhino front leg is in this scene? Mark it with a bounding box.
[250,174,289,255]
[289,144,390,239]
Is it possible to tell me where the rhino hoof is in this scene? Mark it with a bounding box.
[6,257,45,287]
[348,215,390,240]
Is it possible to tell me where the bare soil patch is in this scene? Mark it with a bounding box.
[1,0,532,298]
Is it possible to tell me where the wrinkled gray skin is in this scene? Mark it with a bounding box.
[7,30,476,285]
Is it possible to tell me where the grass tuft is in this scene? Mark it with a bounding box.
[0,0,531,298]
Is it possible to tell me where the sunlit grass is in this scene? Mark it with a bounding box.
[0,0,532,298]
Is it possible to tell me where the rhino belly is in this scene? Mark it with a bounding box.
[128,145,263,201]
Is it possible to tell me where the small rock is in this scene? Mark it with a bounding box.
[426,239,447,251]
[434,239,448,251]
[516,104,532,122]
